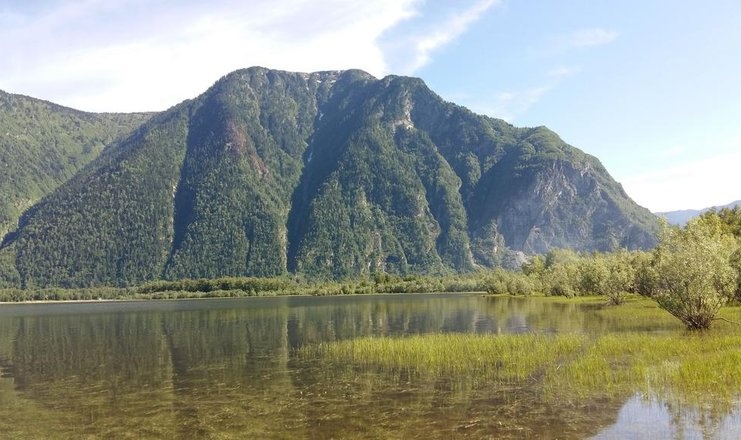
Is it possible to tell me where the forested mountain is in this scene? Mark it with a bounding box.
[0,90,151,241]
[0,67,658,288]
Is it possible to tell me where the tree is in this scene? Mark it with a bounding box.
[700,207,741,300]
[602,250,635,305]
[651,217,739,330]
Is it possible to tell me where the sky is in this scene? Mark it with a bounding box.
[1,0,739,212]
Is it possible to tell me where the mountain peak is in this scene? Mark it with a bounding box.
[0,67,657,287]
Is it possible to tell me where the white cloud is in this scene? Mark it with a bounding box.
[561,28,619,49]
[464,27,616,121]
[475,86,551,122]
[0,0,421,112]
[620,148,741,212]
[547,65,581,79]
[399,0,500,74]
[468,63,580,121]
[0,0,502,112]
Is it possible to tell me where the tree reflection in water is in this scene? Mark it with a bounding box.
[0,294,737,438]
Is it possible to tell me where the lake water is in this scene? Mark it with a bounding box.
[0,293,738,438]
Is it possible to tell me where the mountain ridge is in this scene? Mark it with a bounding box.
[0,89,152,241]
[657,200,741,226]
[0,67,658,287]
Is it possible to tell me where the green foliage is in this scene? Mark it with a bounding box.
[651,217,739,329]
[631,250,657,296]
[3,68,660,287]
[579,250,635,304]
[0,90,150,240]
[0,273,496,301]
[166,69,320,279]
[0,244,20,288]
[137,276,295,295]
[304,323,741,409]
[484,269,537,296]
[304,333,585,382]
[490,248,644,301]
[15,108,190,287]
[289,76,473,278]
[0,286,129,302]
[701,207,741,299]
[704,206,741,237]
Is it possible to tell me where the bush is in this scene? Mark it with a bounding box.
[651,217,739,330]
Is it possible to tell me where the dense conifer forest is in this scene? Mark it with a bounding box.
[1,68,658,288]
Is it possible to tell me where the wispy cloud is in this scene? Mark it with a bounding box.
[399,0,500,74]
[547,65,581,79]
[0,0,421,112]
[467,26,619,121]
[476,86,551,122]
[557,27,619,50]
[468,64,580,121]
[0,0,501,112]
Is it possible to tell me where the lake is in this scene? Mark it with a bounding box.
[0,293,739,438]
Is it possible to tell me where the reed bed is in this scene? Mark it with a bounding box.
[545,333,741,402]
[303,333,586,382]
[303,329,741,408]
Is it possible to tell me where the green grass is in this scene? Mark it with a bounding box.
[544,332,741,408]
[303,333,585,384]
[302,302,741,409]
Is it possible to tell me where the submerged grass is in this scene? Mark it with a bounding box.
[302,302,741,410]
[544,333,741,404]
[305,333,585,384]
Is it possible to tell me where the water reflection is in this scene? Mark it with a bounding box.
[0,294,736,438]
[593,394,741,439]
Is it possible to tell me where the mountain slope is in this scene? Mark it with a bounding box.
[0,90,151,241]
[1,67,658,288]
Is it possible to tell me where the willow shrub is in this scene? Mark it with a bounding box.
[652,217,738,329]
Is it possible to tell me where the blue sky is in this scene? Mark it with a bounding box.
[1,0,739,212]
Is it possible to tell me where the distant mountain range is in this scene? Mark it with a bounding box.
[657,200,741,226]
[0,67,658,288]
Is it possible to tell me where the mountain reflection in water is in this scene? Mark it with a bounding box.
[0,294,738,439]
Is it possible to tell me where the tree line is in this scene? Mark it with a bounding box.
[489,207,740,329]
[2,207,738,330]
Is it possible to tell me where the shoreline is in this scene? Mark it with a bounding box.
[0,298,146,305]
[0,290,488,306]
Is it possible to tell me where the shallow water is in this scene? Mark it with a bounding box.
[0,294,738,438]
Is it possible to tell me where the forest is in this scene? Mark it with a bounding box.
[2,207,739,330]
[0,68,658,288]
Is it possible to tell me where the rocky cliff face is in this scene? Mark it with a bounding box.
[495,159,656,253]
[0,67,658,287]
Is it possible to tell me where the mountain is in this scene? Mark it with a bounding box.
[657,200,741,226]
[0,90,151,241]
[0,67,658,288]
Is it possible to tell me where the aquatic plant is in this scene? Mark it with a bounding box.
[302,302,741,408]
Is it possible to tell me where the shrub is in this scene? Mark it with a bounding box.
[652,217,738,329]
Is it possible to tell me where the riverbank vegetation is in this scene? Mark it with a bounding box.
[0,272,493,302]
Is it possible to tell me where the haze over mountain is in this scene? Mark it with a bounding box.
[0,67,657,288]
[657,200,741,226]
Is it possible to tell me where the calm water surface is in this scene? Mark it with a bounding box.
[0,293,738,439]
